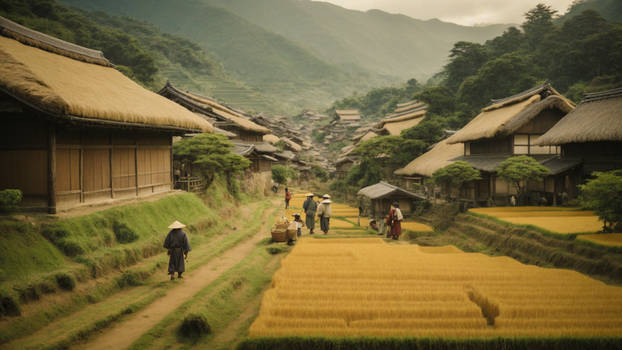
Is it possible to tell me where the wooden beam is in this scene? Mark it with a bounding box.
[109,140,114,199]
[135,143,139,197]
[79,146,84,203]
[47,124,57,214]
[169,137,174,191]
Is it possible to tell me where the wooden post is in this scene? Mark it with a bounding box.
[47,124,57,214]
[79,147,84,203]
[489,174,494,206]
[109,143,114,199]
[135,144,139,197]
[169,136,174,190]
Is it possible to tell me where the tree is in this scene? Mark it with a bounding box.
[173,134,250,188]
[444,41,488,92]
[496,156,549,204]
[432,162,481,200]
[579,170,622,232]
[401,118,445,146]
[311,164,329,182]
[522,4,558,49]
[271,165,298,185]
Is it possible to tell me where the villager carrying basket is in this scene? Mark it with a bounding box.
[271,222,289,242]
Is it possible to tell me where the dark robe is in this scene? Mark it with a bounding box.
[303,198,318,230]
[163,229,191,274]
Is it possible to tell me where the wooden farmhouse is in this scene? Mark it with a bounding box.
[444,83,578,205]
[158,82,276,174]
[375,100,427,136]
[357,181,425,219]
[0,17,212,213]
[536,87,622,178]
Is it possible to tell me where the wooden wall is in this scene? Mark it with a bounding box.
[1,97,173,212]
[563,141,622,175]
[55,127,172,208]
[0,114,49,208]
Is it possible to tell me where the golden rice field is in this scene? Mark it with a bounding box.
[249,238,622,338]
[470,207,603,234]
[578,234,622,247]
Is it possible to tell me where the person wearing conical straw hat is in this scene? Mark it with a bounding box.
[316,194,332,234]
[302,193,318,234]
[163,221,191,280]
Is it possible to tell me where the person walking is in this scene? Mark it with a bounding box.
[317,194,332,234]
[284,187,292,209]
[163,221,191,280]
[302,193,318,234]
[387,202,403,240]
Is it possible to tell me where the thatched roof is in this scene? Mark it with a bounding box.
[214,127,236,138]
[254,142,278,154]
[336,157,356,166]
[537,87,622,145]
[446,83,574,144]
[395,100,426,114]
[0,16,112,67]
[359,131,378,142]
[377,109,426,137]
[336,109,361,121]
[263,134,280,144]
[281,137,302,152]
[158,82,270,134]
[394,138,463,177]
[358,181,425,200]
[232,143,255,157]
[0,19,212,133]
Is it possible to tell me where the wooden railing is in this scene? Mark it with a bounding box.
[175,176,204,192]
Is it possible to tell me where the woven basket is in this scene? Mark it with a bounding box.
[271,222,289,242]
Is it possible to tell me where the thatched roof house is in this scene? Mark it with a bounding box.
[394,138,463,178]
[376,100,427,136]
[536,87,622,174]
[0,17,212,213]
[446,83,574,145]
[159,82,270,141]
[537,87,622,145]
[335,109,361,122]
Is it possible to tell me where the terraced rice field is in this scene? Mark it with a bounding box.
[249,238,622,338]
[578,234,622,247]
[470,207,603,234]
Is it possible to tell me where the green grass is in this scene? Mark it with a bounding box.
[127,208,282,350]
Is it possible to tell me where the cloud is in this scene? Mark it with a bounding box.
[319,0,575,26]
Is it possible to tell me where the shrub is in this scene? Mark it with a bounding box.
[579,170,622,232]
[113,220,139,243]
[0,189,22,213]
[117,271,143,288]
[58,239,85,257]
[55,273,76,291]
[179,313,211,339]
[0,293,20,317]
[430,203,460,231]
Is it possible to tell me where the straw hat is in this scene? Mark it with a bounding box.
[168,220,186,229]
[322,194,331,199]
[321,199,332,204]
[306,193,314,197]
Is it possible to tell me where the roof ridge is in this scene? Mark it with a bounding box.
[489,82,551,105]
[0,16,112,67]
[582,87,622,103]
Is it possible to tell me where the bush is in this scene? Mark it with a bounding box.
[179,313,211,339]
[271,165,288,184]
[113,220,139,243]
[117,271,143,288]
[0,189,22,213]
[55,273,76,291]
[0,293,20,317]
[58,239,85,257]
[430,203,460,231]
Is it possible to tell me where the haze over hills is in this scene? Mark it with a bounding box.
[63,0,509,113]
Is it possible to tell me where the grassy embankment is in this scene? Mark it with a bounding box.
[0,179,275,349]
[405,209,622,284]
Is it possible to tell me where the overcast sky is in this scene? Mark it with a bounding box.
[319,0,576,26]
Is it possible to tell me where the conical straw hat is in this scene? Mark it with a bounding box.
[322,194,331,199]
[306,193,314,197]
[168,220,186,229]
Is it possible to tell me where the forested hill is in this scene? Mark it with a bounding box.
[62,0,508,113]
[562,0,622,22]
[0,0,286,113]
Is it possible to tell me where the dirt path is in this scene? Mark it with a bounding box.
[75,199,279,350]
